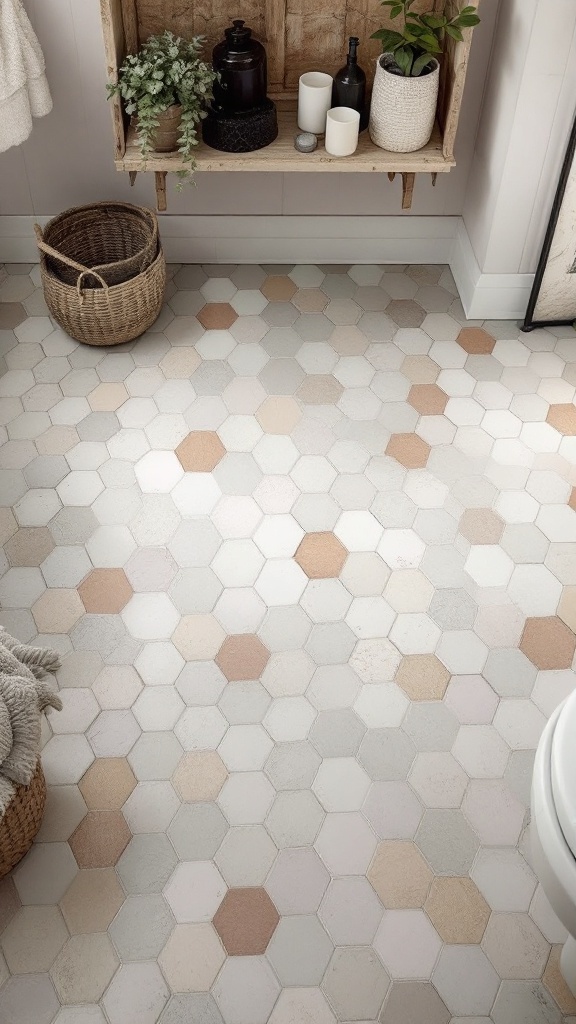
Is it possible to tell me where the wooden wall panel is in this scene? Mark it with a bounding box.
[135,0,265,61]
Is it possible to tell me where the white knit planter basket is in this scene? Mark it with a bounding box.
[369,54,440,153]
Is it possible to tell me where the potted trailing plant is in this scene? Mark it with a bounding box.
[108,31,217,178]
[369,0,480,153]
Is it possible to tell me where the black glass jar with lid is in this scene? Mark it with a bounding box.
[212,19,267,112]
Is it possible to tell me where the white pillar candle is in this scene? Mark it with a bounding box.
[325,106,360,157]
[297,72,333,135]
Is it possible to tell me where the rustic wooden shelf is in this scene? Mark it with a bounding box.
[116,113,453,175]
[101,0,478,213]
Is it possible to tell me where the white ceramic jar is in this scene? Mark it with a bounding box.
[298,72,333,135]
[325,107,360,157]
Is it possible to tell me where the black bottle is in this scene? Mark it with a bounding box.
[332,37,368,131]
[212,20,267,112]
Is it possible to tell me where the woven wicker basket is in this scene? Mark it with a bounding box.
[0,761,46,878]
[35,225,166,347]
[42,201,159,287]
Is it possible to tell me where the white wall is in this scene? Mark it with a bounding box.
[0,0,498,219]
[463,0,576,276]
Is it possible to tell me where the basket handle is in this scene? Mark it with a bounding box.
[34,223,109,303]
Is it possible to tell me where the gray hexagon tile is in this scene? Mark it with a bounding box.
[0,260,572,1023]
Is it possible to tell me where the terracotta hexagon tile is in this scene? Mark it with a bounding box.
[543,945,576,1014]
[79,758,136,810]
[558,588,576,634]
[213,887,279,954]
[0,302,26,329]
[520,616,576,670]
[386,299,426,328]
[59,867,124,933]
[78,568,133,614]
[459,509,505,545]
[256,396,302,434]
[296,376,344,405]
[69,810,131,868]
[295,532,348,579]
[5,527,54,566]
[368,841,433,908]
[172,750,228,801]
[457,327,496,354]
[176,430,226,471]
[424,876,490,943]
[261,276,297,302]
[395,655,450,701]
[197,302,238,330]
[546,404,576,435]
[408,384,448,416]
[215,634,270,681]
[386,433,431,469]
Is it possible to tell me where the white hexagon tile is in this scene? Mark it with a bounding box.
[1,261,576,1023]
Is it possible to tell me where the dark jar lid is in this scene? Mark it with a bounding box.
[224,19,257,52]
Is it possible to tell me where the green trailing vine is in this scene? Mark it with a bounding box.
[107,31,217,182]
[371,0,480,77]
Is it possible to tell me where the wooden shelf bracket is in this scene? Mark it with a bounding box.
[155,171,167,212]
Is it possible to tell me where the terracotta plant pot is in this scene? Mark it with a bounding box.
[369,54,440,153]
[151,104,182,152]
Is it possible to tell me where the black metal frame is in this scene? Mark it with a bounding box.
[522,108,576,332]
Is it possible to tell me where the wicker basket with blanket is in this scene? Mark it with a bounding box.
[0,629,61,878]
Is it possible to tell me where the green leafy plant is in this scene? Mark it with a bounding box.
[107,31,217,179]
[371,0,480,77]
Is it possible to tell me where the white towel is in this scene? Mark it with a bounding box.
[0,0,52,153]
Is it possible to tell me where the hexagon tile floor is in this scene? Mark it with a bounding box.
[1,259,576,1024]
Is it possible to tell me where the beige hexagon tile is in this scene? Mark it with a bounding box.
[36,425,78,455]
[172,614,225,660]
[50,933,119,1003]
[88,383,128,411]
[459,508,504,545]
[175,430,226,471]
[386,433,431,469]
[543,944,576,1014]
[395,655,450,701]
[1,906,68,974]
[402,355,440,384]
[78,568,133,614]
[368,841,433,908]
[570,487,576,512]
[215,634,270,681]
[425,877,490,943]
[0,507,18,547]
[295,532,348,579]
[79,758,136,810]
[296,376,344,405]
[159,924,225,991]
[457,327,495,354]
[292,288,329,312]
[256,396,302,434]
[59,868,124,934]
[32,589,84,633]
[520,616,576,669]
[172,750,228,802]
[0,877,21,932]
[159,346,201,379]
[329,325,369,355]
[5,527,54,566]
[558,587,576,634]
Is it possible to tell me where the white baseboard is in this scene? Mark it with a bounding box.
[450,220,534,321]
[0,214,534,320]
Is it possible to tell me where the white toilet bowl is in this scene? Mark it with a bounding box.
[531,688,576,995]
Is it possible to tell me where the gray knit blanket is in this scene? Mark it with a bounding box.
[0,628,62,815]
